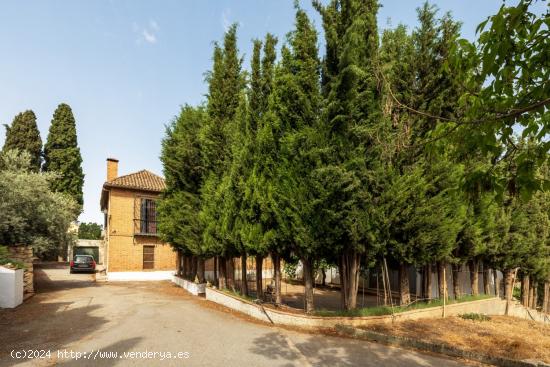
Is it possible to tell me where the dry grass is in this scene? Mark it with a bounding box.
[364,315,550,363]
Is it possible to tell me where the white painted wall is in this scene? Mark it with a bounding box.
[107,271,174,281]
[0,267,23,308]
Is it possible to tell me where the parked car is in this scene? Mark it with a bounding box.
[70,255,96,273]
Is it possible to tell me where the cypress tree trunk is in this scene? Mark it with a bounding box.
[218,256,227,289]
[197,258,205,283]
[187,255,193,278]
[437,261,447,301]
[213,256,218,287]
[182,255,188,277]
[398,263,410,305]
[241,255,248,296]
[340,249,361,310]
[255,255,263,299]
[494,269,500,298]
[191,256,198,280]
[302,257,315,314]
[534,283,538,309]
[226,258,235,290]
[271,253,282,305]
[452,264,461,299]
[543,282,550,313]
[425,263,433,301]
[529,282,536,308]
[521,274,530,307]
[469,260,479,296]
[504,269,514,315]
[321,268,326,287]
[339,260,348,309]
[483,266,491,295]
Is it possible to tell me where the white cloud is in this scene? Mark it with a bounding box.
[133,19,159,45]
[142,29,157,44]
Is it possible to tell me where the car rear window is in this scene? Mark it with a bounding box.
[75,256,93,263]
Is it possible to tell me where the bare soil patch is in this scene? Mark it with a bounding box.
[363,315,550,363]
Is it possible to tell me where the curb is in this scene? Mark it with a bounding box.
[334,324,550,367]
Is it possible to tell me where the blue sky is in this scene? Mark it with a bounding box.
[0,0,538,224]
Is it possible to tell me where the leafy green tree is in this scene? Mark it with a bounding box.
[78,222,103,240]
[0,150,80,259]
[451,0,549,197]
[2,110,42,171]
[43,103,84,208]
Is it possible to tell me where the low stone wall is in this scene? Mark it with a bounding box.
[205,287,512,328]
[508,302,550,324]
[172,275,206,295]
[7,245,34,298]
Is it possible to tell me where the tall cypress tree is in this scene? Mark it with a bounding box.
[2,110,42,171]
[219,34,279,298]
[43,103,84,207]
[314,0,383,310]
[268,6,322,313]
[200,24,244,289]
[157,105,206,278]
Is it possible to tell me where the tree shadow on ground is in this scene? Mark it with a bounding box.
[249,331,460,367]
[0,301,108,367]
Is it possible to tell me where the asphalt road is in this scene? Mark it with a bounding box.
[0,264,473,367]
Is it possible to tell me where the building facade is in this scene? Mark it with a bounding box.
[100,158,176,280]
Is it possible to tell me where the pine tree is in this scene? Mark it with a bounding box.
[2,110,42,171]
[43,103,84,207]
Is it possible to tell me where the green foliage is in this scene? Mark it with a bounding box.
[199,24,244,258]
[78,222,103,240]
[459,313,491,322]
[450,0,549,197]
[157,105,207,256]
[43,103,85,208]
[271,6,323,262]
[0,150,80,258]
[2,110,42,171]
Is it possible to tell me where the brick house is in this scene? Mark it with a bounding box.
[100,158,176,280]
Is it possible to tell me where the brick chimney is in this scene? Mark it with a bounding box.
[107,158,119,181]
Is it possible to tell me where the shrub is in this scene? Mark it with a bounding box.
[459,313,491,321]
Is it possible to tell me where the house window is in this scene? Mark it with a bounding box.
[139,199,157,235]
[143,245,155,270]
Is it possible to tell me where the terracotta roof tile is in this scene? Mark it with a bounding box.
[104,170,165,192]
